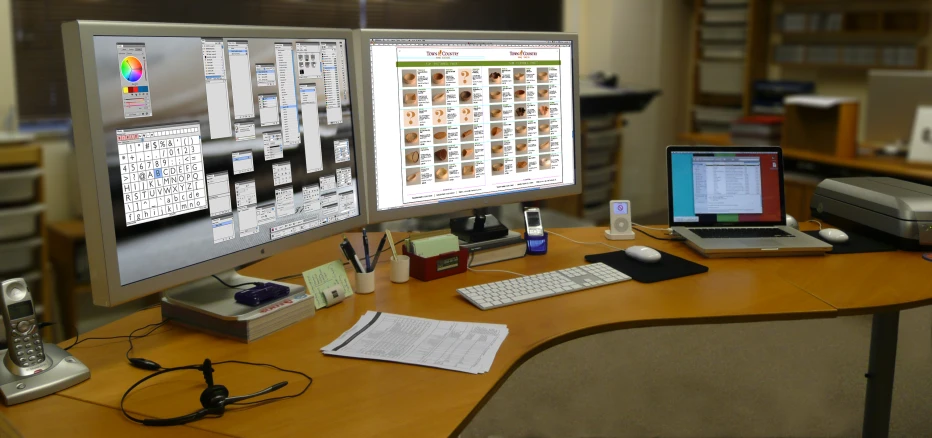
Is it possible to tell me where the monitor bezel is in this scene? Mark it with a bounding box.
[354,29,583,224]
[63,21,369,306]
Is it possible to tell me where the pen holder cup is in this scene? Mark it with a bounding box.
[402,246,469,282]
[525,231,548,255]
[391,255,411,283]
[355,271,376,294]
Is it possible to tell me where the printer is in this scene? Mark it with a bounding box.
[811,177,932,250]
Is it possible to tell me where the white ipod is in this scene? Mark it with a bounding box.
[605,199,635,241]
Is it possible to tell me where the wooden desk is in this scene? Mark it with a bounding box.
[1,227,928,437]
[0,395,223,437]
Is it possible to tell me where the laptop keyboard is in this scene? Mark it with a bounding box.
[688,228,794,239]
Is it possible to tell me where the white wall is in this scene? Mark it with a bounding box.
[0,0,17,130]
[564,0,690,219]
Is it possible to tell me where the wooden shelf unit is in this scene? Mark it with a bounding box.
[773,2,929,70]
[688,0,771,134]
[0,144,53,340]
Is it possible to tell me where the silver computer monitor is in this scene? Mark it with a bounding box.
[63,21,368,306]
[354,29,582,226]
[866,70,932,146]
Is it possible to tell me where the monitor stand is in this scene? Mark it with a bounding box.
[161,270,306,319]
[450,209,510,243]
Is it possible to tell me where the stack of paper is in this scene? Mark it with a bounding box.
[321,311,508,374]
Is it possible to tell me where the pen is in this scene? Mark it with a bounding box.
[341,238,364,273]
[386,229,398,260]
[362,228,371,272]
[370,234,388,271]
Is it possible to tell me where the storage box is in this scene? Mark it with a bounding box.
[585,166,615,186]
[699,61,744,95]
[0,168,41,204]
[582,205,609,224]
[402,246,468,282]
[582,185,613,205]
[585,149,613,169]
[782,99,859,158]
[0,237,42,274]
[0,204,44,240]
[700,26,746,41]
[702,44,745,60]
[694,105,744,124]
[585,129,621,149]
[703,8,748,24]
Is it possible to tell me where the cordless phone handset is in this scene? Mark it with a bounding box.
[0,279,45,369]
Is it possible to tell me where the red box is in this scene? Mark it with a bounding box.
[402,246,469,282]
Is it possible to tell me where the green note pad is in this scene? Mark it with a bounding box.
[411,234,460,258]
[303,260,354,310]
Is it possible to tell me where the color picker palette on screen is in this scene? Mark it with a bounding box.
[120,56,144,82]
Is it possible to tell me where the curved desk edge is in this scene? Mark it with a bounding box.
[451,308,836,436]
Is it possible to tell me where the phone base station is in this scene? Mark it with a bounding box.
[0,344,90,405]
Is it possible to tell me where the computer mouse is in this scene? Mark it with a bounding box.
[819,228,849,243]
[785,214,798,230]
[625,246,662,263]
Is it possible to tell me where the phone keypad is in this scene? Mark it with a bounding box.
[9,319,41,367]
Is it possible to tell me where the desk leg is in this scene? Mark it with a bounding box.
[862,311,899,438]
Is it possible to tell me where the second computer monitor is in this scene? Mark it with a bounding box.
[356,30,582,223]
[64,21,367,306]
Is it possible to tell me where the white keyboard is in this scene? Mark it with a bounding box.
[457,263,631,310]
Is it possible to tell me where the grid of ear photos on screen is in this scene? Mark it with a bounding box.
[399,65,561,186]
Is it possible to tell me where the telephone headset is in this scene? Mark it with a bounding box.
[122,357,311,426]
[108,319,313,426]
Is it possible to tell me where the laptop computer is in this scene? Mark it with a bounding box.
[666,145,832,257]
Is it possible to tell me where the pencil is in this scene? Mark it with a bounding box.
[386,229,398,260]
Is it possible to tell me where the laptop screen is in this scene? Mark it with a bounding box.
[668,148,785,226]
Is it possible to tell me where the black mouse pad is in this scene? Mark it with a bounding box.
[585,249,709,284]
[803,230,897,254]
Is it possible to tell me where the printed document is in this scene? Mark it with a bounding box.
[321,311,508,374]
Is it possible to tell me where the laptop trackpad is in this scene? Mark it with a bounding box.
[744,239,783,248]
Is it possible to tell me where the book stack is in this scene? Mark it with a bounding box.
[751,80,814,115]
[730,115,783,146]
[161,286,315,343]
[459,230,526,267]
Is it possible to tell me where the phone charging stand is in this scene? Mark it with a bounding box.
[525,232,548,255]
[0,344,90,405]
